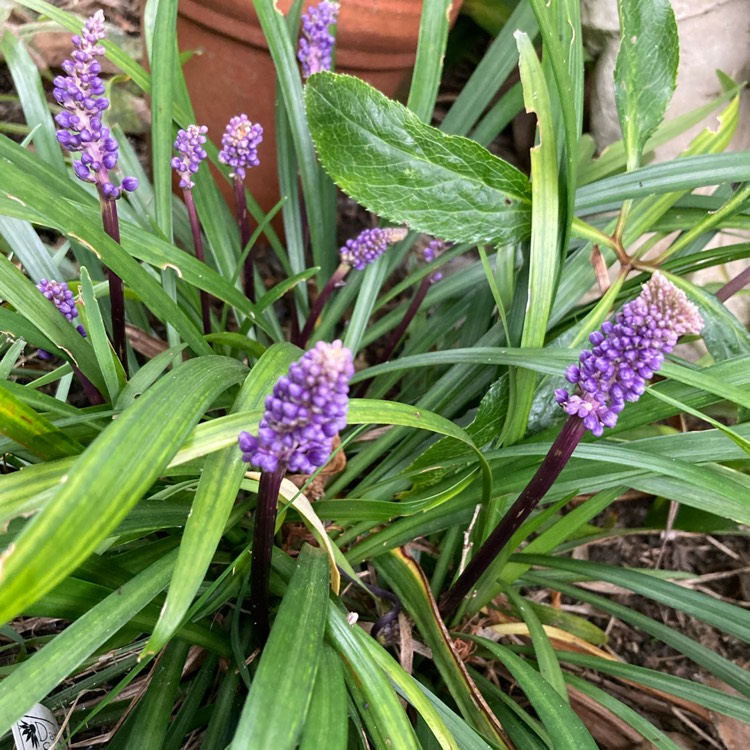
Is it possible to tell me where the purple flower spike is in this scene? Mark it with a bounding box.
[53,11,137,199]
[555,273,703,436]
[37,279,79,322]
[298,1,340,79]
[218,115,263,180]
[36,279,86,359]
[340,227,408,271]
[422,238,446,283]
[172,124,208,190]
[239,340,354,474]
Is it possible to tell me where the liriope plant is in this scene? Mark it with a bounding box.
[0,0,748,747]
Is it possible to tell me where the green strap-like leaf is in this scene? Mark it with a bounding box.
[0,550,177,731]
[254,0,332,272]
[353,621,464,750]
[518,554,750,645]
[502,585,567,701]
[466,637,597,749]
[563,673,683,750]
[231,545,329,749]
[2,31,66,174]
[299,645,348,750]
[149,0,178,241]
[376,549,510,747]
[0,382,83,460]
[142,344,299,657]
[0,356,247,624]
[523,572,750,700]
[107,639,190,750]
[0,255,106,391]
[305,72,531,245]
[326,600,423,750]
[0,216,59,283]
[407,0,452,122]
[614,0,679,170]
[503,31,560,445]
[541,649,750,723]
[575,151,750,213]
[441,2,537,137]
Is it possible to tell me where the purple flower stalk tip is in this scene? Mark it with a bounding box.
[340,227,408,271]
[53,10,137,200]
[422,238,446,283]
[218,115,263,180]
[37,278,79,322]
[239,340,354,474]
[298,1,340,79]
[172,124,208,190]
[556,273,703,436]
[36,279,86,359]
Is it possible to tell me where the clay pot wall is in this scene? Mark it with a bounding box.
[177,0,461,219]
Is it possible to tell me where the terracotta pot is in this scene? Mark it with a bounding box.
[176,0,461,222]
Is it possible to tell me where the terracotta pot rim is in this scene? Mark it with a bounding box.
[178,0,423,70]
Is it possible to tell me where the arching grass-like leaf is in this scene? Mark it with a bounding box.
[376,549,510,747]
[0,551,177,731]
[522,572,750,699]
[503,31,560,445]
[0,356,247,624]
[299,645,348,750]
[536,649,750,723]
[231,545,329,749]
[2,31,66,175]
[407,0,452,122]
[142,344,299,658]
[0,382,83,460]
[518,555,750,644]
[465,637,597,749]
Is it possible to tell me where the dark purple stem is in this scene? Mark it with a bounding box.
[353,276,431,399]
[183,190,211,335]
[439,415,587,620]
[99,195,127,376]
[295,264,349,349]
[250,466,286,647]
[716,265,750,303]
[73,366,105,406]
[233,175,254,302]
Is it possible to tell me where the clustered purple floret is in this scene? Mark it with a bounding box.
[218,115,263,180]
[422,238,445,283]
[239,341,354,474]
[172,124,208,190]
[298,1,340,79]
[36,279,86,359]
[340,227,407,271]
[555,273,703,436]
[53,11,137,200]
[37,278,78,322]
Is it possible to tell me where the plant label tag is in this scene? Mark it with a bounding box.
[11,703,66,749]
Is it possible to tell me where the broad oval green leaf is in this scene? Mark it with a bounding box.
[614,0,679,170]
[305,72,531,245]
